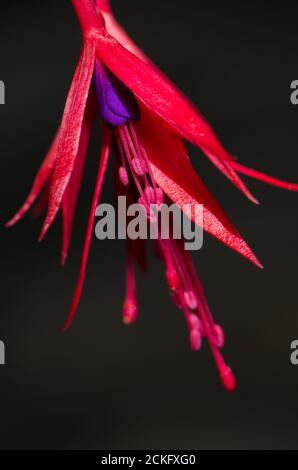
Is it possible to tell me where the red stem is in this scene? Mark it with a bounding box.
[71,0,105,36]
[95,0,111,13]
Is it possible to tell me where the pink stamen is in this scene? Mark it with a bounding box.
[178,293,201,350]
[123,251,138,325]
[123,125,145,164]
[220,366,236,392]
[169,240,196,296]
[119,166,129,186]
[138,196,148,212]
[190,329,202,352]
[189,313,201,331]
[183,247,217,328]
[114,120,235,390]
[166,268,180,291]
[168,240,235,390]
[184,290,198,310]
[213,324,225,348]
[123,298,138,325]
[129,122,157,189]
[132,157,147,176]
[117,126,144,196]
[144,186,156,205]
[161,240,180,291]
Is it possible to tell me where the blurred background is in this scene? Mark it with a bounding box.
[1,0,298,450]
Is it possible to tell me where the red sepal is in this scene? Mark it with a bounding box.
[136,106,262,268]
[40,38,96,241]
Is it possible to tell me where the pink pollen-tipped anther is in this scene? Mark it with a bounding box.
[213,324,225,348]
[119,166,129,186]
[190,329,202,352]
[189,313,200,331]
[123,298,138,325]
[166,269,180,291]
[184,291,198,310]
[132,157,147,176]
[144,186,156,205]
[220,366,237,392]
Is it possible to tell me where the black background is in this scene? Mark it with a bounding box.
[1,0,298,450]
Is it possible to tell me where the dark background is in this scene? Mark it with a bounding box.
[1,0,298,450]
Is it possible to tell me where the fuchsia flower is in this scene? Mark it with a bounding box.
[7,0,298,391]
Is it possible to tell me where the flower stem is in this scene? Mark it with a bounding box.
[71,0,104,36]
[95,0,111,13]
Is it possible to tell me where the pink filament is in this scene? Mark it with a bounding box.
[119,166,129,186]
[161,238,235,391]
[114,121,235,391]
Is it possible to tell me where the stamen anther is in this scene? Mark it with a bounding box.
[190,329,202,351]
[144,186,156,205]
[132,157,147,177]
[184,291,198,310]
[189,313,200,330]
[213,324,225,348]
[220,365,236,392]
[123,297,138,325]
[166,268,180,291]
[119,166,129,186]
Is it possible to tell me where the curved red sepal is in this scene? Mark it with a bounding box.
[232,161,298,191]
[63,126,112,332]
[94,32,257,202]
[40,39,96,241]
[30,179,51,219]
[61,92,97,265]
[136,106,262,268]
[6,132,59,227]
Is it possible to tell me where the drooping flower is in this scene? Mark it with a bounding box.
[7,0,298,391]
